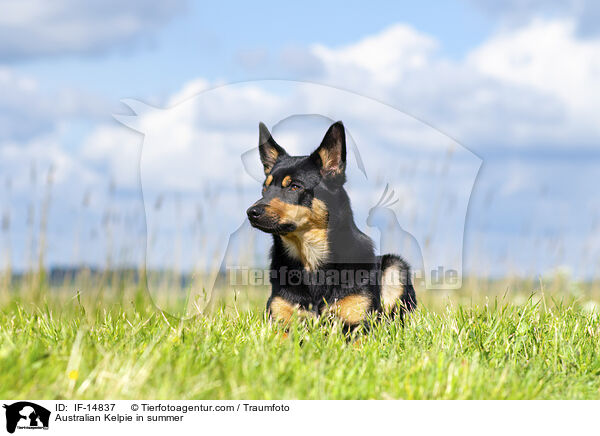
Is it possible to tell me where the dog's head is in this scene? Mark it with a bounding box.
[246,121,347,235]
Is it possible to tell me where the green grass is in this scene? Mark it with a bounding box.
[1,281,600,399]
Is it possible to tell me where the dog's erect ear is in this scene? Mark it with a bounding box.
[258,122,287,175]
[310,121,346,182]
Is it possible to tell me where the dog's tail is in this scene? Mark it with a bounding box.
[378,254,417,318]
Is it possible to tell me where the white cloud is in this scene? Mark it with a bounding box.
[468,0,600,37]
[81,124,142,187]
[166,79,211,105]
[312,24,437,86]
[468,18,600,138]
[0,0,186,60]
[0,66,112,141]
[0,129,100,196]
[306,20,600,149]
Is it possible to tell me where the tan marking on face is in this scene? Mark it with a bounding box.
[265,174,273,187]
[322,295,372,325]
[265,198,329,270]
[381,265,406,313]
[265,198,328,230]
[269,296,315,323]
[281,175,292,188]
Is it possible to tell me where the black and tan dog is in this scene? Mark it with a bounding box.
[246,121,416,328]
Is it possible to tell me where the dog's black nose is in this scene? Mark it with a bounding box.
[246,205,264,220]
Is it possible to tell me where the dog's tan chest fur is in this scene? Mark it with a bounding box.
[266,197,330,270]
[281,228,329,271]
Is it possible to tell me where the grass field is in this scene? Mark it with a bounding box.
[1,276,600,400]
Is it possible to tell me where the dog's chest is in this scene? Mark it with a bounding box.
[280,228,329,271]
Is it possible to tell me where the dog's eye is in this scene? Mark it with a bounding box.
[289,182,303,191]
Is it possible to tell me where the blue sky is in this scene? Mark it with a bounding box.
[1,0,599,282]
